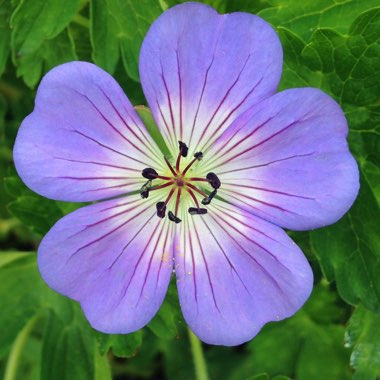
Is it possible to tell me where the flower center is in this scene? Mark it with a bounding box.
[140,141,221,224]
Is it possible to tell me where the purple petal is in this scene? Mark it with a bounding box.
[203,88,359,230]
[139,3,282,154]
[14,61,164,202]
[38,193,174,333]
[175,199,313,346]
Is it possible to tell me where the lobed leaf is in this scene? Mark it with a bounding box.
[90,0,164,81]
[345,306,380,379]
[311,170,380,313]
[10,0,81,58]
[259,0,380,40]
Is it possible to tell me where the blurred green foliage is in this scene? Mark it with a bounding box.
[0,0,379,379]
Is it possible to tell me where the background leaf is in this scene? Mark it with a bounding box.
[0,252,97,378]
[259,0,380,39]
[345,306,380,379]
[90,0,164,80]
[0,0,12,76]
[311,175,380,312]
[10,0,81,57]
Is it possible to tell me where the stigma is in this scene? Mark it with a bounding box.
[140,141,221,224]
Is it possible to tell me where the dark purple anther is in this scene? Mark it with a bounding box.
[178,141,188,157]
[194,152,203,160]
[202,189,217,205]
[206,172,221,189]
[188,207,208,215]
[142,168,158,180]
[168,211,181,223]
[156,201,166,218]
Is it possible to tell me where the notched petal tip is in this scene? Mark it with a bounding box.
[175,199,313,346]
[13,61,161,203]
[209,87,360,231]
[38,194,173,335]
[139,2,283,153]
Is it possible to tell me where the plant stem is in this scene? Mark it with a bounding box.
[188,328,209,380]
[4,315,40,380]
[72,14,90,28]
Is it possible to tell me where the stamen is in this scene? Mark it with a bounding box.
[174,188,182,217]
[202,189,217,205]
[142,168,171,181]
[187,188,200,208]
[141,143,218,222]
[186,183,208,198]
[150,181,174,191]
[140,185,150,198]
[156,202,166,218]
[142,168,158,180]
[164,156,177,177]
[176,141,188,173]
[164,187,176,205]
[206,172,221,189]
[154,174,173,181]
[140,188,149,198]
[194,152,203,160]
[175,150,182,173]
[182,152,203,175]
[167,188,182,223]
[156,187,175,219]
[140,180,152,199]
[188,207,208,215]
[168,211,181,223]
[187,177,210,182]
[178,141,188,157]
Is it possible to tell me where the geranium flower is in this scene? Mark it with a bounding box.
[13,2,359,346]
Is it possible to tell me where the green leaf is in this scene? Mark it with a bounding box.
[0,0,12,76]
[259,0,380,40]
[15,27,78,88]
[0,253,44,358]
[276,8,380,313]
[69,22,92,62]
[10,0,80,58]
[90,0,120,74]
[277,7,380,110]
[97,331,143,358]
[345,306,380,379]
[302,8,380,107]
[311,174,380,312]
[247,374,270,380]
[0,251,30,267]
[8,195,63,236]
[147,280,183,339]
[277,27,323,90]
[0,252,98,378]
[165,0,227,13]
[244,284,351,380]
[41,305,95,380]
[90,0,164,81]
